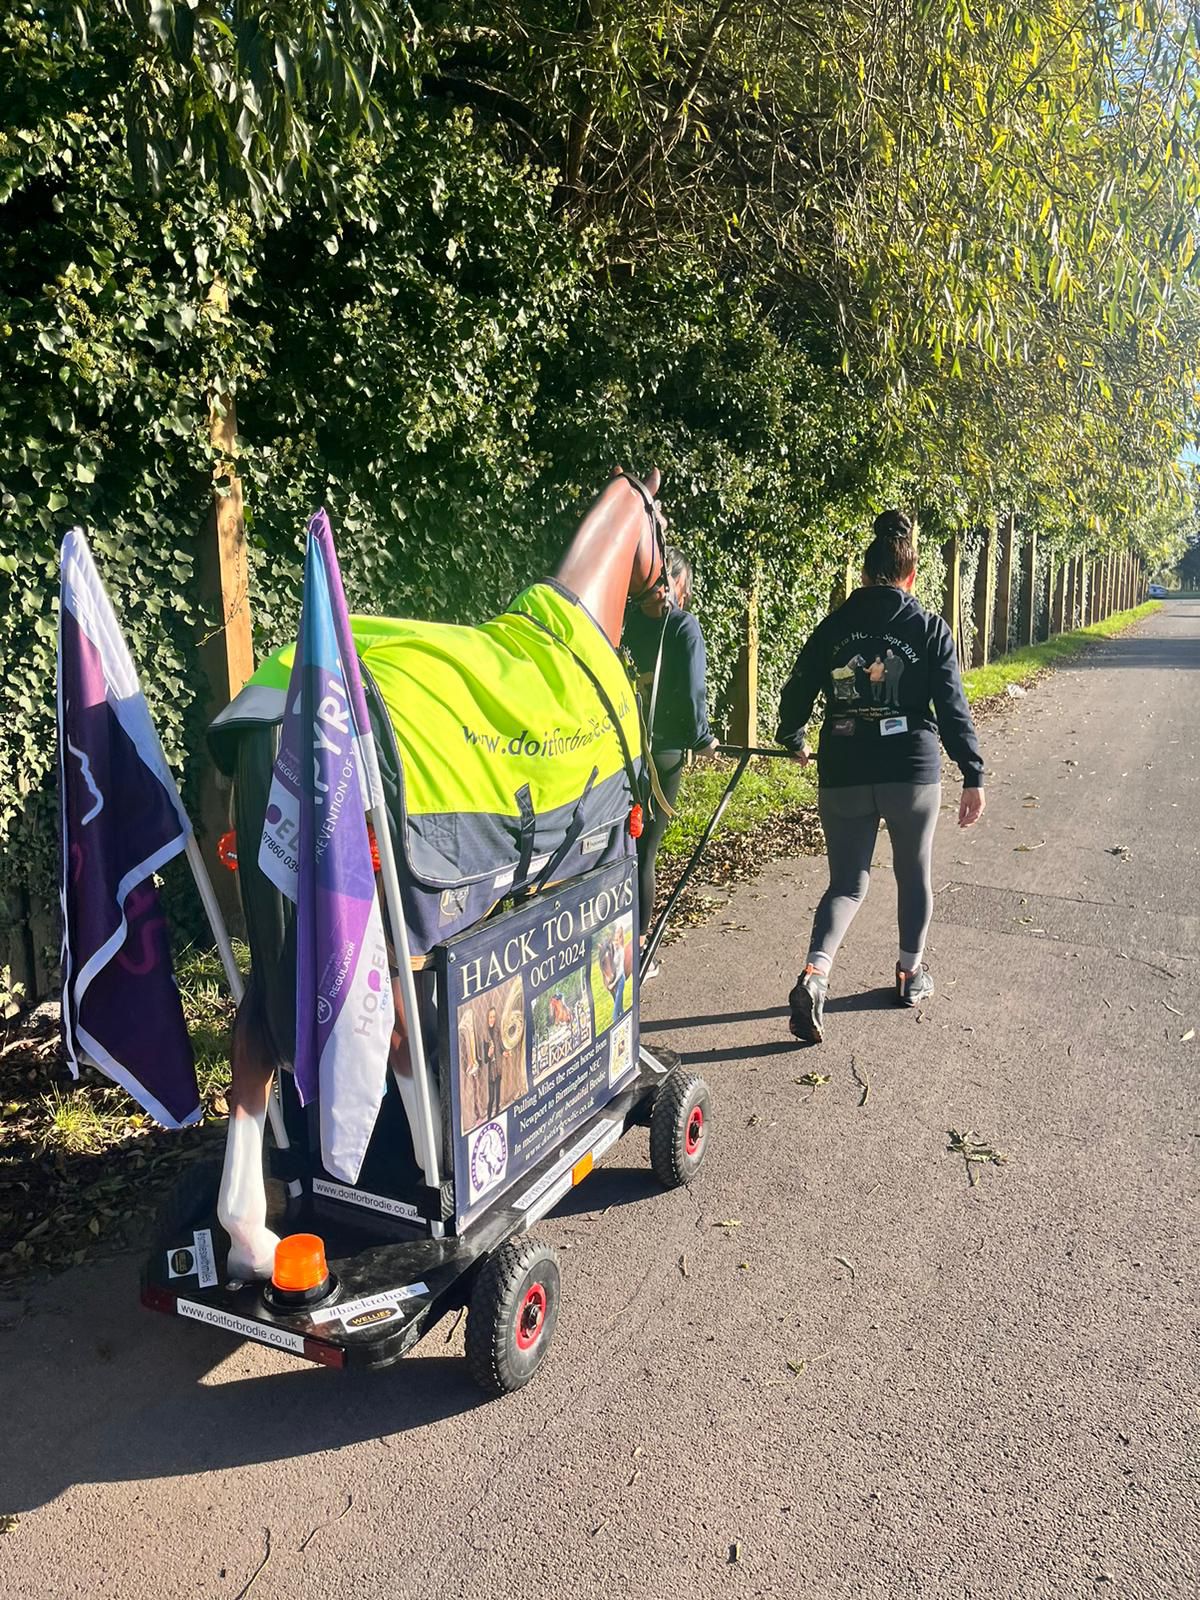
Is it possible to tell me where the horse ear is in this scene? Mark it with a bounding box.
[645,467,661,495]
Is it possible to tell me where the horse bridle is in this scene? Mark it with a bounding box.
[621,470,669,607]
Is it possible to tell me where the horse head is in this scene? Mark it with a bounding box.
[554,467,665,646]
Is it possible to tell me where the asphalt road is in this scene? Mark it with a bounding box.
[2,603,1197,1600]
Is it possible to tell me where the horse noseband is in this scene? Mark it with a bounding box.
[621,470,668,606]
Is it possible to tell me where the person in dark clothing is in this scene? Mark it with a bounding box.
[623,547,718,975]
[776,510,986,1041]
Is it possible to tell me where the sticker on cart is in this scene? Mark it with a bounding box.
[311,1178,422,1222]
[309,1284,430,1328]
[608,1016,634,1086]
[468,1116,509,1203]
[166,1228,217,1289]
[177,1299,306,1353]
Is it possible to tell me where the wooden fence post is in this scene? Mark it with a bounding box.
[830,558,855,612]
[992,512,1016,658]
[1051,561,1067,635]
[195,386,255,920]
[1018,523,1038,646]
[971,524,995,667]
[728,570,759,748]
[941,534,962,658]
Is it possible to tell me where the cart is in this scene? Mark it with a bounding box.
[141,748,783,1394]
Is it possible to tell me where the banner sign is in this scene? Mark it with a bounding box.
[438,859,639,1230]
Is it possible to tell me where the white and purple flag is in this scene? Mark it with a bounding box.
[57,529,200,1127]
[261,510,394,1182]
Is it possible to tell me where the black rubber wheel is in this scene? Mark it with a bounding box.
[465,1238,561,1396]
[649,1069,711,1188]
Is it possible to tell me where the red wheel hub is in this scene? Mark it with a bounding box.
[685,1104,705,1156]
[515,1282,547,1351]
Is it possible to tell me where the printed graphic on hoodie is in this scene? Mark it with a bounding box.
[828,632,921,719]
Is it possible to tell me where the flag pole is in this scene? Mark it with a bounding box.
[362,775,442,1192]
[183,834,301,1196]
[313,512,442,1194]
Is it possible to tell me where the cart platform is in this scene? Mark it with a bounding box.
[142,1044,676,1372]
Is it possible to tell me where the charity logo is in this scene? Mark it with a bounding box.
[169,1247,195,1277]
[468,1118,509,1202]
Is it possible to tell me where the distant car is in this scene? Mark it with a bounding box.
[1148,583,1167,598]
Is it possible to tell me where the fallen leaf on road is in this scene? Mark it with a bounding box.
[834,1255,857,1283]
[795,1072,830,1087]
[714,1219,742,1232]
[0,1516,17,1535]
[678,1253,689,1279]
[1014,842,1046,852]
[786,1359,807,1376]
[1182,1029,1195,1043]
[729,1543,742,1564]
[947,1129,1008,1187]
[850,1057,870,1106]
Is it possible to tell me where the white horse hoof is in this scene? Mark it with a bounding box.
[225,1227,281,1282]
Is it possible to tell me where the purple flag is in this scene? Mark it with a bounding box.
[268,510,394,1182]
[57,529,199,1127]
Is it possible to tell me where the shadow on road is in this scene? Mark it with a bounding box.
[1067,625,1200,672]
[548,1164,661,1218]
[680,1038,801,1064]
[1,1258,486,1515]
[824,987,898,1015]
[642,1006,790,1032]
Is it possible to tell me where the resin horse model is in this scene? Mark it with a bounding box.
[218,469,667,1277]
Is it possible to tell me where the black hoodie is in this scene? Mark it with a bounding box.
[776,585,985,789]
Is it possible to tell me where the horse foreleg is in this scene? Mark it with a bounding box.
[217,983,282,1280]
[389,974,440,1183]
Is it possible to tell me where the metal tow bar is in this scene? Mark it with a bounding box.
[640,745,796,975]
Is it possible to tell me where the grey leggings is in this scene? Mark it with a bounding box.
[809,782,942,963]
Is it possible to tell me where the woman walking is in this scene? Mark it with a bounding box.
[623,546,718,976]
[776,511,985,1042]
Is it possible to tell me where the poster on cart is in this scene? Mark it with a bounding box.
[439,858,638,1229]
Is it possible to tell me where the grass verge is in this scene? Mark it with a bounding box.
[961,601,1160,703]
[660,752,816,860]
